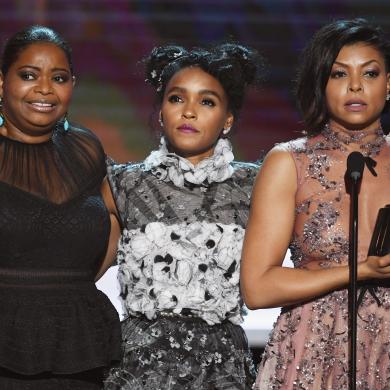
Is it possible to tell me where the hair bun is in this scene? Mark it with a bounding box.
[143,41,265,117]
[216,43,263,85]
[144,45,187,89]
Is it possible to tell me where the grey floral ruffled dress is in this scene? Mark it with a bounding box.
[104,138,259,389]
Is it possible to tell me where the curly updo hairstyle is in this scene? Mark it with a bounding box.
[144,42,264,119]
[296,18,390,136]
[1,25,73,76]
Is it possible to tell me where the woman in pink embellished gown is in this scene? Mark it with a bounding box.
[241,19,390,390]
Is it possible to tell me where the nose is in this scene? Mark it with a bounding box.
[35,77,53,95]
[182,102,196,119]
[348,74,363,93]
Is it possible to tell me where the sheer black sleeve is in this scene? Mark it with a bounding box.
[0,124,107,204]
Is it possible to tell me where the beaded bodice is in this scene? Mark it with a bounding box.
[285,125,390,269]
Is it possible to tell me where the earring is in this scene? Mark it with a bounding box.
[0,97,4,127]
[222,127,231,135]
[386,92,390,101]
[159,116,164,127]
[63,115,69,132]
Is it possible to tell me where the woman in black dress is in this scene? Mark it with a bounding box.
[0,25,121,389]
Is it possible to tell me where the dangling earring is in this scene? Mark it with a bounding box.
[63,114,69,132]
[386,92,390,101]
[0,97,4,127]
[222,126,231,135]
[158,115,164,128]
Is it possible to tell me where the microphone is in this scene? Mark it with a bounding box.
[347,151,365,182]
[346,151,365,390]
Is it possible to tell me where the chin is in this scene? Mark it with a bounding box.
[171,139,199,152]
[26,124,57,135]
[334,115,377,129]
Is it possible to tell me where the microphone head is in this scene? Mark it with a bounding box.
[347,151,365,181]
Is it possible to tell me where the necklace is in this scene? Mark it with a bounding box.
[321,123,385,157]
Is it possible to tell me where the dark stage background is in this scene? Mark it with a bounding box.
[2,0,390,365]
[2,0,390,163]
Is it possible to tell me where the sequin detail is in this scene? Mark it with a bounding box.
[104,315,255,389]
[255,126,390,390]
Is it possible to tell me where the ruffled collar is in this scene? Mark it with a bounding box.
[321,123,385,157]
[143,137,234,187]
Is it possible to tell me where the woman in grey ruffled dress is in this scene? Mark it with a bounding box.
[104,43,264,389]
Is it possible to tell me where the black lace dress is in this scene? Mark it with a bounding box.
[105,138,258,390]
[0,124,121,389]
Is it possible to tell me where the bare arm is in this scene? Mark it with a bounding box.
[95,177,121,281]
[240,147,390,309]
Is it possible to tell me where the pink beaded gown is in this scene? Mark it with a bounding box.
[255,125,390,390]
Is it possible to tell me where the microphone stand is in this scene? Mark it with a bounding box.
[346,151,364,390]
[348,176,359,390]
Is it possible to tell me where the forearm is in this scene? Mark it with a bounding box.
[241,264,350,309]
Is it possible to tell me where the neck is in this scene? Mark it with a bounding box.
[0,125,53,144]
[143,136,234,187]
[168,148,215,166]
[326,121,383,144]
[323,120,385,157]
[166,141,218,167]
[327,119,382,134]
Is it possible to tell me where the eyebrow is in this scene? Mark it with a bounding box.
[17,65,71,73]
[166,86,222,101]
[333,59,381,68]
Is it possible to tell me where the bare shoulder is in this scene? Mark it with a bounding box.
[250,142,298,204]
[259,143,296,177]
